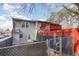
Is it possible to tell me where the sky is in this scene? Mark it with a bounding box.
[0,3,72,30]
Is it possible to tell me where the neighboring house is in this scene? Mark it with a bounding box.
[12,18,61,45]
[0,29,4,39]
[4,29,12,37]
[0,29,3,35]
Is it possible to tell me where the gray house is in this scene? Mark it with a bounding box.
[12,18,61,45]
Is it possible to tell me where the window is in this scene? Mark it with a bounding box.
[22,23,25,28]
[28,34,31,39]
[26,23,29,28]
[19,34,23,38]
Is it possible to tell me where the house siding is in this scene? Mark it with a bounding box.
[12,20,37,45]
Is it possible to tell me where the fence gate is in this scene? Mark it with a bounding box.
[47,36,73,56]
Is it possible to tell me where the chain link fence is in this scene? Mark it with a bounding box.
[0,41,48,56]
[46,36,74,56]
[0,36,74,56]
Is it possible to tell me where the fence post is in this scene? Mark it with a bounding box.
[46,39,50,56]
[59,36,62,56]
[72,36,74,56]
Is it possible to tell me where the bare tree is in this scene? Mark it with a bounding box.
[4,3,53,17]
[47,4,79,28]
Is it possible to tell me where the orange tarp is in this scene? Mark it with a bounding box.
[39,30,62,36]
[39,28,79,55]
[39,31,48,36]
[71,29,79,55]
[60,28,79,55]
